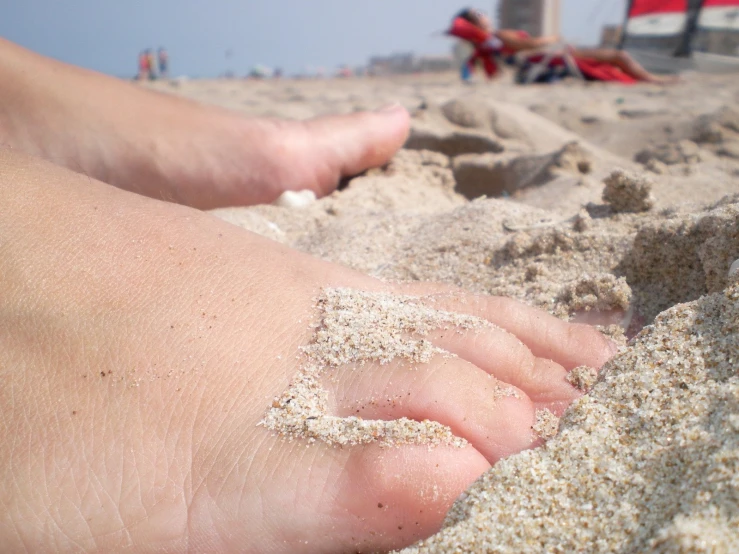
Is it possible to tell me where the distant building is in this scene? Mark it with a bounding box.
[498,0,561,37]
[367,53,454,76]
[415,55,455,73]
[367,53,415,76]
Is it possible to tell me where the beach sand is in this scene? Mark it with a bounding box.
[150,72,739,551]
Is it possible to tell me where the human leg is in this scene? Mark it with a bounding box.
[0,38,409,209]
[572,47,675,83]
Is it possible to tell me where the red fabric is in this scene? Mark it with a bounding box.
[574,58,638,83]
[628,0,687,16]
[447,17,490,44]
[517,50,637,83]
[446,18,525,77]
[446,17,500,77]
[472,51,499,78]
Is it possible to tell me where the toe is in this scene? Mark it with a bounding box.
[469,295,617,371]
[398,283,618,371]
[300,105,411,195]
[328,355,538,463]
[423,323,578,412]
[332,444,489,552]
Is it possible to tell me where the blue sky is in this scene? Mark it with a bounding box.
[0,1,626,77]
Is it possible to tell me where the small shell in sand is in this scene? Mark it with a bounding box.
[729,259,739,278]
[273,190,317,208]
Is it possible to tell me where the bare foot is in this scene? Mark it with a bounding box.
[0,151,616,552]
[0,38,410,209]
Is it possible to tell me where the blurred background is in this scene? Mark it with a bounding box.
[0,0,626,78]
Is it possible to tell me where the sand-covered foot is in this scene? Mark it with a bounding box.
[0,38,409,209]
[0,152,615,552]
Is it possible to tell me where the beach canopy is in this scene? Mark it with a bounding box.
[626,0,739,35]
[700,0,739,30]
[629,0,687,16]
[626,0,689,36]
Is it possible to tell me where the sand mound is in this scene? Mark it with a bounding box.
[621,196,739,321]
[635,139,704,166]
[440,97,532,144]
[405,126,505,157]
[602,168,655,213]
[692,105,739,145]
[452,142,593,199]
[406,98,622,163]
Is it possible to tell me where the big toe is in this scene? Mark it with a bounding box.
[335,444,489,552]
[298,104,411,196]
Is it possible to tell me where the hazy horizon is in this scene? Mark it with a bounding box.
[1,1,626,78]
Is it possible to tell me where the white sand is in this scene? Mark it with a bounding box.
[259,288,490,448]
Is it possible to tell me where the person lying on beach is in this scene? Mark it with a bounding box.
[449,8,677,85]
[0,37,617,552]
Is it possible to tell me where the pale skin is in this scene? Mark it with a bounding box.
[0,39,617,552]
[0,38,409,209]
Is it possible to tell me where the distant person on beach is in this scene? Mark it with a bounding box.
[449,7,676,84]
[157,47,169,78]
[137,49,150,80]
[0,36,616,552]
[146,48,157,80]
